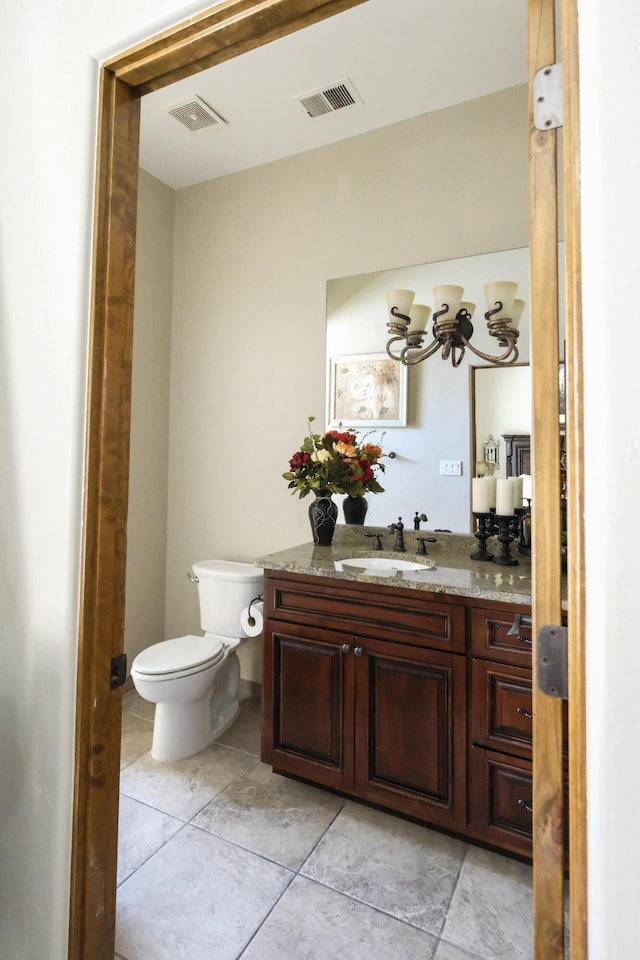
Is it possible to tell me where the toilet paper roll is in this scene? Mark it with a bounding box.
[240,600,264,638]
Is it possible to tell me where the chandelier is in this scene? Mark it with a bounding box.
[385,282,524,367]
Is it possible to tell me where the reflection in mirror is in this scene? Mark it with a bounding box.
[471,364,532,483]
[326,247,532,533]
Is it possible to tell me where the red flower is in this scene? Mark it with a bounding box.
[289,451,310,470]
[357,459,375,482]
[325,429,357,445]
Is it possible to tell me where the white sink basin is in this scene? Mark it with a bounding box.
[335,556,435,576]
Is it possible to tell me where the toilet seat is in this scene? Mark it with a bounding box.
[132,634,226,680]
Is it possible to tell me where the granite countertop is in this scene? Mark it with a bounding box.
[255,525,552,607]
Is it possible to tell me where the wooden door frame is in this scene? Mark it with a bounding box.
[69,0,587,957]
[69,3,369,958]
[562,0,587,955]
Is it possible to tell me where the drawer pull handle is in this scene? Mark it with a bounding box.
[507,613,533,642]
[518,798,533,814]
[341,644,351,654]
[354,646,364,657]
[516,707,533,720]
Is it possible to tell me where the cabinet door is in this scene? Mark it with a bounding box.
[262,621,354,790]
[353,636,466,830]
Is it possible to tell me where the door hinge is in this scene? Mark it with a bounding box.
[110,652,127,690]
[533,63,563,130]
[537,624,568,699]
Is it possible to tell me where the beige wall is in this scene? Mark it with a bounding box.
[125,170,174,667]
[161,84,528,683]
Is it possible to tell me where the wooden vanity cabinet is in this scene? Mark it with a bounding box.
[260,570,547,856]
[261,572,467,831]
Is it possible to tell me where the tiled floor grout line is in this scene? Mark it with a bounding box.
[432,843,474,955]
[232,799,347,959]
[117,801,190,889]
[232,871,296,960]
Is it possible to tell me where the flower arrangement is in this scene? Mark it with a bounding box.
[283,416,386,499]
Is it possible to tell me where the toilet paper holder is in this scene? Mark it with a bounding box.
[246,595,264,627]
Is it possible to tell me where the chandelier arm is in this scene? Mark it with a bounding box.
[399,337,444,365]
[458,333,520,366]
[450,344,466,367]
[386,335,443,365]
[385,335,407,360]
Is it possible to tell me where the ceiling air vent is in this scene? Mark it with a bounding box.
[295,77,362,119]
[167,95,226,132]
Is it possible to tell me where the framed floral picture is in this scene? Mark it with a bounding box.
[327,352,407,428]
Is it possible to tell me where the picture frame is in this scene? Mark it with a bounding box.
[327,352,407,428]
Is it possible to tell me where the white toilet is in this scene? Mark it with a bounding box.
[131,559,264,762]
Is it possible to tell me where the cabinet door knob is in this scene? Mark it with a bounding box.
[354,646,364,657]
[341,644,351,654]
[518,798,533,814]
[516,707,533,720]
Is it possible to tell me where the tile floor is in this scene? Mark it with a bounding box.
[116,689,538,960]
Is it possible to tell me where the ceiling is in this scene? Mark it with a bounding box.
[139,0,527,191]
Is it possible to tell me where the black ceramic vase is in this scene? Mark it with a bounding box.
[343,495,368,525]
[308,490,338,546]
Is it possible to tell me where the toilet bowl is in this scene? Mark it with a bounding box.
[131,559,263,762]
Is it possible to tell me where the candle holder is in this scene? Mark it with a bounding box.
[493,514,520,566]
[471,511,497,561]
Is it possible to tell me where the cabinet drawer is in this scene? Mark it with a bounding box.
[470,606,532,666]
[471,659,532,759]
[468,747,533,859]
[265,572,466,653]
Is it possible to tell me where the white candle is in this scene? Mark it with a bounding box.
[496,478,515,516]
[486,476,497,509]
[521,474,532,502]
[512,476,524,508]
[472,478,491,513]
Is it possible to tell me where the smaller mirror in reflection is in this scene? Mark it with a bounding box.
[328,353,407,427]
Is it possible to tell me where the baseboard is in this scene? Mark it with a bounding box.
[239,678,261,701]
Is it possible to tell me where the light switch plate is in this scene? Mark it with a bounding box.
[440,460,463,476]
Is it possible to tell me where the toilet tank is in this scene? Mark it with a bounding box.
[191,559,264,638]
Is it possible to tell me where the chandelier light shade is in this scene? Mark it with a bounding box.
[385,282,523,367]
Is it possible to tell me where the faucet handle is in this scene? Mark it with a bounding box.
[365,532,385,551]
[416,535,438,556]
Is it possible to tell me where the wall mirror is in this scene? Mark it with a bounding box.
[326,245,568,532]
[471,362,532,483]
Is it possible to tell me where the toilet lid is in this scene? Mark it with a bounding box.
[133,635,225,676]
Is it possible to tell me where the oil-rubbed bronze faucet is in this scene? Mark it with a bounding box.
[388,517,406,552]
[414,512,428,530]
